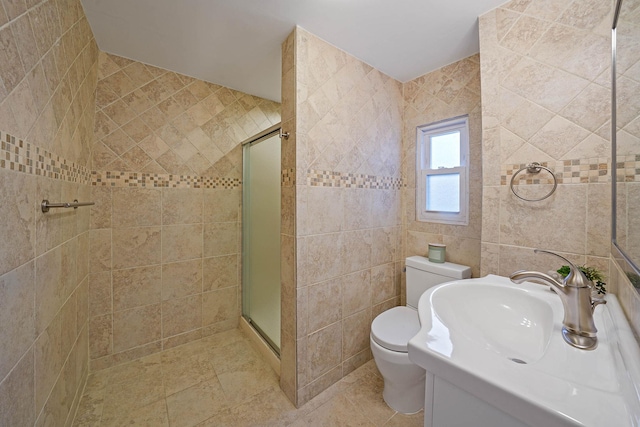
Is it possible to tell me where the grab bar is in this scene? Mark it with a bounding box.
[41,199,95,213]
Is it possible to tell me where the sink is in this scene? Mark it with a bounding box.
[408,275,640,427]
[429,281,554,363]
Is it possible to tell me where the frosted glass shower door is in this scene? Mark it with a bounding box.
[242,130,281,353]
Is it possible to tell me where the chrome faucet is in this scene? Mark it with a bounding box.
[509,249,606,351]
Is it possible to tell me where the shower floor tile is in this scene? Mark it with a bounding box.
[72,329,423,426]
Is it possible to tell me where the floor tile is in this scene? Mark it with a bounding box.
[166,377,229,427]
[72,328,424,427]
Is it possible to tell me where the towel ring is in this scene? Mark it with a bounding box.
[510,162,557,202]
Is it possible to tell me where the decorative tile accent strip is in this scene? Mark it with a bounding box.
[91,171,241,189]
[616,155,640,182]
[501,158,610,186]
[307,169,403,189]
[282,168,295,187]
[1,131,92,184]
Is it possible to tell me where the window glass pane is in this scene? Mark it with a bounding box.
[430,131,460,168]
[426,173,460,212]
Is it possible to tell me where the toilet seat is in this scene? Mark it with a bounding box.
[371,306,420,353]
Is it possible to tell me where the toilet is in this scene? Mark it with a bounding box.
[370,255,471,414]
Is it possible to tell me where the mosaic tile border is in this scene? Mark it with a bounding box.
[91,171,241,189]
[616,155,640,182]
[1,131,92,184]
[282,168,295,187]
[307,169,403,189]
[501,158,611,186]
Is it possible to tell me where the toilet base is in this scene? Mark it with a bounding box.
[381,376,425,414]
[371,336,425,414]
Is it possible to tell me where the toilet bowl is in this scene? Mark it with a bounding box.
[371,256,471,414]
[370,306,424,414]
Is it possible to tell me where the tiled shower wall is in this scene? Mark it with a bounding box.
[285,27,404,406]
[402,55,483,279]
[0,0,98,424]
[88,52,280,370]
[478,0,613,277]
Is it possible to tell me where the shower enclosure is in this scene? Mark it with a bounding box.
[242,124,281,354]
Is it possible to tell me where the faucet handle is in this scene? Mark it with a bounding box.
[533,249,590,288]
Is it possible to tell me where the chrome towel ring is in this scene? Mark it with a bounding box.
[509,162,557,202]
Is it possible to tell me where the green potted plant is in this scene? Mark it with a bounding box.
[557,265,606,295]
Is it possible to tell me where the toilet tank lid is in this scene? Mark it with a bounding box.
[405,256,471,279]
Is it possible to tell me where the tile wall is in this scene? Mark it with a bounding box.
[0,0,99,424]
[280,29,298,405]
[87,52,281,370]
[479,0,640,336]
[285,27,404,406]
[478,0,613,277]
[402,55,483,279]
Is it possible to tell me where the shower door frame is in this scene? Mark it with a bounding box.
[241,123,282,355]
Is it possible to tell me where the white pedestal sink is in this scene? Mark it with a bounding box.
[407,275,640,427]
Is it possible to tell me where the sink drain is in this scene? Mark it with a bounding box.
[508,357,527,364]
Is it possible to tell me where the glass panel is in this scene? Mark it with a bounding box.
[242,132,281,352]
[426,173,460,212]
[430,131,460,168]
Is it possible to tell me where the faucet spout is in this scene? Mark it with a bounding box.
[509,250,600,351]
[510,271,567,295]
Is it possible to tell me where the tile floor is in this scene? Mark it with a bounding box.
[73,328,424,426]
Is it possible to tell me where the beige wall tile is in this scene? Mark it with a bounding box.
[371,263,395,305]
[299,186,343,235]
[500,184,587,254]
[89,314,112,358]
[0,0,98,420]
[202,255,237,292]
[202,287,237,326]
[307,278,342,333]
[307,322,342,381]
[112,227,162,269]
[0,349,35,427]
[112,188,161,228]
[341,230,371,275]
[299,233,343,286]
[35,246,63,335]
[163,224,203,263]
[0,261,35,381]
[203,222,237,258]
[341,270,371,317]
[35,312,63,413]
[162,294,202,337]
[89,229,112,273]
[292,27,405,402]
[342,309,371,360]
[0,168,36,276]
[113,303,162,353]
[371,227,395,267]
[162,188,203,225]
[343,188,371,231]
[113,266,162,312]
[89,272,112,317]
[163,259,203,300]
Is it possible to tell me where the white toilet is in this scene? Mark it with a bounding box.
[370,256,471,414]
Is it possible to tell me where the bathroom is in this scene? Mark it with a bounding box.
[1,0,639,425]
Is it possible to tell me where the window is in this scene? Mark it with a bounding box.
[416,116,469,225]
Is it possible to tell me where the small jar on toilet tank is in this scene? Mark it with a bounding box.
[428,243,446,263]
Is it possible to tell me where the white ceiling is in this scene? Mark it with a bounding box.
[80,0,507,102]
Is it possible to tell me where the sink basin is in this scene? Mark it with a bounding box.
[429,281,554,363]
[408,275,640,427]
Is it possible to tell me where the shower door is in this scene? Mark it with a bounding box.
[242,126,281,353]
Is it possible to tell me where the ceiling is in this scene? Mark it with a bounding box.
[80,0,507,102]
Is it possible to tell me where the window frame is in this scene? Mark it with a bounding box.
[416,116,469,225]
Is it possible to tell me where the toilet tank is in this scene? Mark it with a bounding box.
[405,256,471,308]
